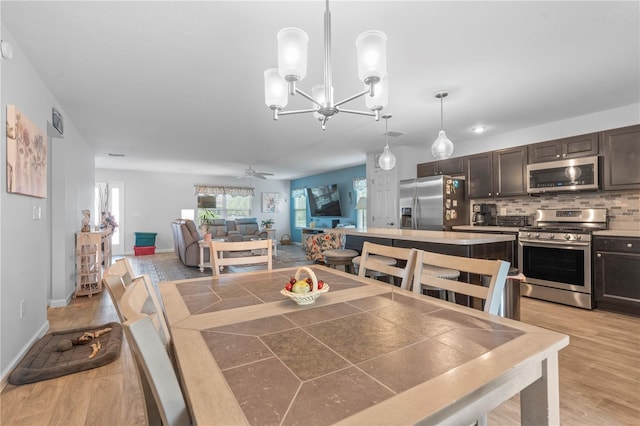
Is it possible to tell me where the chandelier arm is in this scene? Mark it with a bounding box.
[294,87,318,104]
[277,108,319,116]
[338,108,377,117]
[333,88,371,108]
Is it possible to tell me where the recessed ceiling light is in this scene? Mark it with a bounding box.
[108,153,125,157]
[472,126,486,134]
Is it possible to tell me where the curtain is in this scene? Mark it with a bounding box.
[194,184,255,197]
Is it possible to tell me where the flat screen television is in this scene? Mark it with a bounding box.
[306,184,343,217]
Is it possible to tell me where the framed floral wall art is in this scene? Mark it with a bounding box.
[6,105,47,198]
[262,192,281,213]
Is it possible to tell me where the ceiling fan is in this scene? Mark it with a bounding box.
[237,166,274,180]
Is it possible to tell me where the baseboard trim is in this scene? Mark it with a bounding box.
[49,290,74,308]
[1,320,50,391]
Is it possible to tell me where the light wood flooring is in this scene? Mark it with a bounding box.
[1,249,638,425]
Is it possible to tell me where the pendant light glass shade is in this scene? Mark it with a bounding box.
[356,30,387,82]
[431,130,454,159]
[378,114,396,170]
[365,75,388,110]
[379,144,396,170]
[277,27,308,81]
[264,68,288,108]
[430,91,454,160]
[312,84,333,120]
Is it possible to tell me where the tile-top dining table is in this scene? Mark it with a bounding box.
[158,265,568,425]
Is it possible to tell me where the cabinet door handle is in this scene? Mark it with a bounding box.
[596,253,602,258]
[488,193,492,196]
[627,243,633,248]
[556,154,561,158]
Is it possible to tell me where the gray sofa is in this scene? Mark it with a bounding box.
[229,218,267,241]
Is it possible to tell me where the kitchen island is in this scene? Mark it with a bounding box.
[332,227,515,263]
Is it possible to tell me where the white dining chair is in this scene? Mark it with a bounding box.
[209,239,272,276]
[102,274,128,322]
[356,241,418,290]
[105,257,141,286]
[123,313,190,426]
[412,250,510,315]
[120,275,171,351]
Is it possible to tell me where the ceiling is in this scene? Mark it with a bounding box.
[2,1,639,180]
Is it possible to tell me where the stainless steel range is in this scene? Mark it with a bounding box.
[518,208,608,309]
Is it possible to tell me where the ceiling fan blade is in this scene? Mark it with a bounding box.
[254,174,268,179]
[257,172,274,176]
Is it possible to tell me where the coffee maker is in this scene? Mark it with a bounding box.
[472,203,497,226]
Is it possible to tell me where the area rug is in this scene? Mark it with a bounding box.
[9,322,122,385]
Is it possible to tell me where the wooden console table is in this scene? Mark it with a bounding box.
[75,228,112,297]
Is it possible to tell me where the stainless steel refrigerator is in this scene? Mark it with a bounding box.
[399,176,468,230]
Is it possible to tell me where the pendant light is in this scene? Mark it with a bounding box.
[431,90,454,159]
[378,114,396,170]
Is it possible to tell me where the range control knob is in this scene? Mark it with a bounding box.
[526,232,532,238]
[576,235,582,241]
[564,234,571,240]
[548,233,555,239]
[534,233,540,239]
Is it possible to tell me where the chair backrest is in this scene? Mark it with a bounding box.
[209,239,272,276]
[357,241,418,290]
[120,275,171,350]
[123,313,190,426]
[412,250,510,315]
[102,274,128,322]
[105,258,138,286]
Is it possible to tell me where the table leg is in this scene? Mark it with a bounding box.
[520,353,560,425]
[199,244,205,272]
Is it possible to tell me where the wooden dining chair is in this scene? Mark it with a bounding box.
[357,242,418,290]
[412,250,510,315]
[209,239,272,277]
[120,275,171,350]
[123,313,190,426]
[105,257,140,286]
[102,274,128,322]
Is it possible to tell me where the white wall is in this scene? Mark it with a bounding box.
[1,27,95,382]
[394,103,640,179]
[94,169,291,253]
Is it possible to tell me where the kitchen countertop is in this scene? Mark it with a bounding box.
[325,227,515,245]
[593,230,640,237]
[452,225,521,233]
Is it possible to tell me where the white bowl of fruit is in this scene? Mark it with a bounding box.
[280,266,329,305]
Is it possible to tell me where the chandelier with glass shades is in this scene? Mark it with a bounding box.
[264,0,388,130]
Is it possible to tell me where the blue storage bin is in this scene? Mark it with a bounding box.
[135,232,157,246]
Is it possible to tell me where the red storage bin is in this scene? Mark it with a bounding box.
[134,246,156,256]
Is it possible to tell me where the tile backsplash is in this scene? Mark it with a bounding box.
[472,190,640,230]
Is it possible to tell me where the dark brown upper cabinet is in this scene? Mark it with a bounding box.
[417,157,465,178]
[465,146,528,199]
[600,124,640,191]
[493,146,528,197]
[528,132,599,163]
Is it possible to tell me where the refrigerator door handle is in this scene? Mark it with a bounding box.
[413,195,418,229]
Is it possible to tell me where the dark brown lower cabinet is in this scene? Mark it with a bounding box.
[594,236,640,316]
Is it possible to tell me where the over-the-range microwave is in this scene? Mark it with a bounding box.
[527,156,600,194]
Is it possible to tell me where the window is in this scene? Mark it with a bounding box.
[353,177,367,229]
[292,188,306,228]
[196,192,252,224]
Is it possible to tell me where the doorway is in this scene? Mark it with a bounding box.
[95,180,124,256]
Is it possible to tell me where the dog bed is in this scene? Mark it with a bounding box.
[9,322,122,385]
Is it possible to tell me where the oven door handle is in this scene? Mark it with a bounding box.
[519,240,590,248]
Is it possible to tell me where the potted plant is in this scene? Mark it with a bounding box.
[199,210,216,234]
[261,218,274,229]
